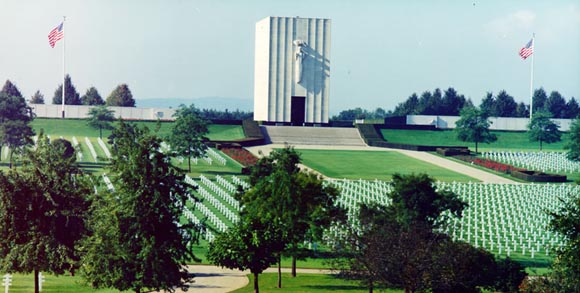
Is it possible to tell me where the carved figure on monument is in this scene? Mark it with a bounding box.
[293,40,307,84]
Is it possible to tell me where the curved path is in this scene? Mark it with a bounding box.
[247,143,519,184]
[154,265,332,293]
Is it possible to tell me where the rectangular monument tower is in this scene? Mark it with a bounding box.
[254,16,331,125]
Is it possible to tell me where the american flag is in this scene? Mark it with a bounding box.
[48,22,64,48]
[519,38,533,60]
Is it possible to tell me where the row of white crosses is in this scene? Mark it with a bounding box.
[182,205,215,242]
[186,192,229,233]
[97,137,112,159]
[195,179,239,224]
[71,136,84,162]
[102,174,115,192]
[483,150,580,174]
[437,181,575,258]
[84,137,98,162]
[326,178,577,259]
[206,148,227,165]
[231,175,251,189]
[199,175,241,211]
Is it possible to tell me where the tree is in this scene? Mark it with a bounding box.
[0,92,35,167]
[545,91,567,118]
[244,146,342,284]
[80,121,197,293]
[81,87,105,105]
[532,87,548,114]
[441,87,466,116]
[455,107,497,153]
[0,134,92,293]
[87,105,116,138]
[1,80,23,98]
[565,97,580,119]
[52,74,81,105]
[515,102,529,118]
[207,214,284,293]
[545,193,580,292]
[494,90,517,117]
[332,173,468,293]
[528,111,561,150]
[566,118,580,162]
[106,84,135,107]
[30,90,45,104]
[393,93,420,116]
[167,104,209,172]
[479,92,496,117]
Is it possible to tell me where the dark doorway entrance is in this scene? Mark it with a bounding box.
[291,96,306,125]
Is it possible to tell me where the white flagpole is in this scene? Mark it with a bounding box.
[61,16,66,119]
[529,33,535,120]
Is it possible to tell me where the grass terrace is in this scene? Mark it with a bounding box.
[381,129,568,151]
[297,149,478,182]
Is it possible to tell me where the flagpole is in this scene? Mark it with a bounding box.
[529,33,535,120]
[61,16,66,119]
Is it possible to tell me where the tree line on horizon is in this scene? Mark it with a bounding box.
[331,87,579,121]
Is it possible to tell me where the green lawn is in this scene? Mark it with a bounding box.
[231,273,403,293]
[298,149,478,182]
[381,129,568,151]
[5,273,121,292]
[31,118,245,141]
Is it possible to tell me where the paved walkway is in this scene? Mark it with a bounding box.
[247,144,519,184]
[154,265,332,293]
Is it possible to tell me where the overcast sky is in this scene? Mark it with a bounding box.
[1,0,578,114]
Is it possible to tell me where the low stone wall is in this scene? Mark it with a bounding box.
[511,170,567,182]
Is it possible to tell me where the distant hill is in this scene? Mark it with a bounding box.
[136,97,253,111]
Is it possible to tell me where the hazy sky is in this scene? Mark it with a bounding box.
[1,0,579,114]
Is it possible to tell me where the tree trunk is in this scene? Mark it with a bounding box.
[540,140,543,150]
[34,269,39,293]
[99,127,103,139]
[291,255,297,277]
[188,155,191,172]
[277,255,282,288]
[369,280,373,293]
[475,141,479,154]
[254,272,259,293]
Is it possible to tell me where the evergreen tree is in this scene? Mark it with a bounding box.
[545,91,567,118]
[30,90,45,104]
[81,87,105,105]
[106,84,135,107]
[1,80,23,98]
[52,74,81,105]
[565,97,580,119]
[532,87,548,114]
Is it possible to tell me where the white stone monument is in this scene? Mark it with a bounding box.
[253,16,331,125]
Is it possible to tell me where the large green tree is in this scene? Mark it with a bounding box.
[87,105,116,138]
[167,104,209,172]
[565,97,580,119]
[0,134,92,293]
[494,90,517,117]
[80,121,197,293]
[52,74,81,105]
[455,107,497,153]
[106,84,135,107]
[81,87,105,105]
[528,111,561,150]
[0,92,35,167]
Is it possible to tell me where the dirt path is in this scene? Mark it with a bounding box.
[247,144,519,184]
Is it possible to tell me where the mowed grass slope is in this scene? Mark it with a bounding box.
[381,129,568,151]
[298,149,478,182]
[30,118,245,141]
